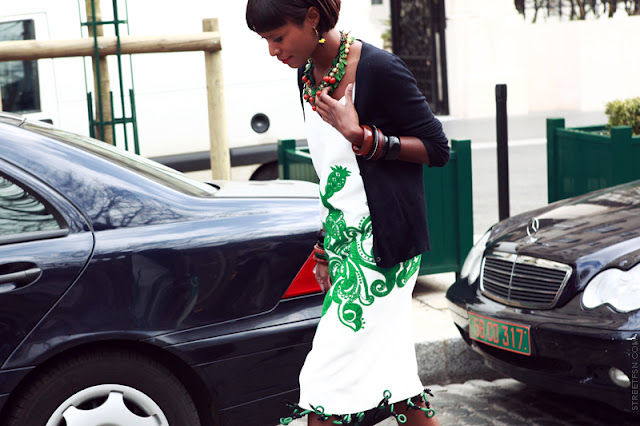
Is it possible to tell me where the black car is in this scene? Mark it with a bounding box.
[0,112,324,426]
[447,180,640,414]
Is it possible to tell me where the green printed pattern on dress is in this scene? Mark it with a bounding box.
[319,165,421,332]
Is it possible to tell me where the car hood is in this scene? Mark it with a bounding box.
[487,180,640,271]
[209,179,319,199]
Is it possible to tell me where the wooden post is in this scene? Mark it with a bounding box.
[85,0,114,145]
[0,80,3,111]
[0,34,222,60]
[203,18,230,180]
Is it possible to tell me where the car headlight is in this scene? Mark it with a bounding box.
[582,264,640,313]
[460,230,491,284]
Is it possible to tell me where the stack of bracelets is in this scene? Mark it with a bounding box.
[313,229,327,265]
[352,125,401,161]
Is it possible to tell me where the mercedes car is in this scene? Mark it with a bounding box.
[447,181,640,414]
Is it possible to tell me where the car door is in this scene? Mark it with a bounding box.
[0,160,93,367]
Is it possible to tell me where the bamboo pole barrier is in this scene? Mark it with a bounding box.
[85,0,113,145]
[202,18,230,180]
[0,33,221,61]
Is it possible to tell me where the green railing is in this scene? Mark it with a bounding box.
[547,118,640,203]
[277,139,474,277]
[277,140,318,183]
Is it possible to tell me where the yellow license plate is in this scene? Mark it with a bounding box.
[468,312,531,356]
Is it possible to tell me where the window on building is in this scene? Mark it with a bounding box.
[0,20,41,113]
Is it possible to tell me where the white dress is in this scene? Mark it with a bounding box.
[283,89,430,424]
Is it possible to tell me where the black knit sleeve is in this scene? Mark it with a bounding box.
[372,50,450,167]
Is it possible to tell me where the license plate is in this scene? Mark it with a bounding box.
[468,312,531,356]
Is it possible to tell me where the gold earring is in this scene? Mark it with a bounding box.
[314,27,325,45]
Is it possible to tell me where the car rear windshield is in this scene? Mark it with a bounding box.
[23,121,218,197]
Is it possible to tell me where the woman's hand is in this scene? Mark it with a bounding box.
[315,261,332,292]
[314,84,362,146]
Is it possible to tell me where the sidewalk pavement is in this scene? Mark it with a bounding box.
[411,273,504,386]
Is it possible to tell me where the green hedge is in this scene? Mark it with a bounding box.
[605,97,640,136]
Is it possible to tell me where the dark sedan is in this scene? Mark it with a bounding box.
[0,112,324,426]
[447,181,640,414]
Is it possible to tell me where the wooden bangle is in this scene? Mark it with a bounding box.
[379,135,390,159]
[385,136,401,160]
[363,125,379,160]
[371,128,386,160]
[314,256,328,265]
[353,125,374,156]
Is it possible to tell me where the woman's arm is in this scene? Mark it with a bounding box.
[315,52,449,167]
[374,52,449,167]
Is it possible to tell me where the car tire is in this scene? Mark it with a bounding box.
[250,161,279,180]
[4,349,201,426]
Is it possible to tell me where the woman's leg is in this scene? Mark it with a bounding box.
[307,415,336,426]
[394,400,440,426]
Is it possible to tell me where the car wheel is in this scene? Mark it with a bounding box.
[250,161,279,180]
[5,350,201,426]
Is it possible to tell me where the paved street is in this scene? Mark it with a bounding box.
[425,378,638,426]
[283,378,638,425]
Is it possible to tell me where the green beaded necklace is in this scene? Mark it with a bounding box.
[301,31,354,111]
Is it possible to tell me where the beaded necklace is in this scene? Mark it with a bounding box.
[301,31,354,111]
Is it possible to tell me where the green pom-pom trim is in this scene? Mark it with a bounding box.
[280,388,436,425]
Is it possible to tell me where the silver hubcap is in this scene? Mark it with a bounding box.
[45,384,169,426]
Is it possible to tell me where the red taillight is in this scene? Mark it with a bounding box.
[282,252,322,299]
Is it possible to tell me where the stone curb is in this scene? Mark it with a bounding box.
[415,336,504,386]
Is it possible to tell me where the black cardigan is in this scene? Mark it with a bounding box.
[298,41,450,268]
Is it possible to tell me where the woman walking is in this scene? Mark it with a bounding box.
[246,1,450,424]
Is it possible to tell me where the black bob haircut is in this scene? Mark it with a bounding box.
[246,0,341,34]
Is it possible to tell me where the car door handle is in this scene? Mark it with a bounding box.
[0,268,42,293]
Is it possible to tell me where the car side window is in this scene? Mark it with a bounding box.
[0,174,60,237]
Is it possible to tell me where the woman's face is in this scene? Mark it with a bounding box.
[258,20,317,69]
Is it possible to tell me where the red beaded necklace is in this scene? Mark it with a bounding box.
[301,31,354,111]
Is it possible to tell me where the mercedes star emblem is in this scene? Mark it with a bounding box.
[526,217,540,242]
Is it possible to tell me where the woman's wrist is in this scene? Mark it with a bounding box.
[348,125,364,147]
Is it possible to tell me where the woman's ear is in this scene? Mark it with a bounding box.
[305,7,320,28]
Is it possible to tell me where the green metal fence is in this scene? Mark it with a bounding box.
[547,118,640,203]
[83,0,140,154]
[277,140,318,183]
[277,139,474,277]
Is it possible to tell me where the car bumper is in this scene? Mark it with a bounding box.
[447,293,639,413]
